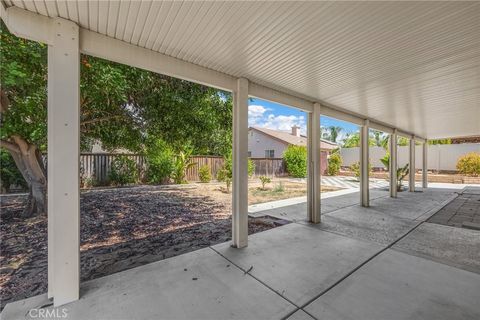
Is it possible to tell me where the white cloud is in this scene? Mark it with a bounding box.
[248,104,306,134]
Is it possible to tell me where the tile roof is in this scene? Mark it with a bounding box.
[250,127,337,151]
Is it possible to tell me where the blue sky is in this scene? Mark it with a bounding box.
[249,98,359,141]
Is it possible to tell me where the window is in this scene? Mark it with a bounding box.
[248,151,252,157]
[265,150,275,158]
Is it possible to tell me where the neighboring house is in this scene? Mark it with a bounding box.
[248,126,337,173]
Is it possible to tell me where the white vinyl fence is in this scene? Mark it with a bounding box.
[340,143,480,171]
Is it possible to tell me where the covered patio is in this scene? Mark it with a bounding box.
[1,1,479,318]
[2,186,480,319]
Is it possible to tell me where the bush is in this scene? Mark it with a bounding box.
[216,154,254,192]
[0,149,27,192]
[109,155,138,186]
[259,176,271,189]
[283,145,307,178]
[327,152,342,176]
[145,141,175,184]
[350,161,372,180]
[198,165,212,183]
[171,150,196,184]
[457,152,480,176]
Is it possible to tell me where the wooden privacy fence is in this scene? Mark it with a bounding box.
[251,158,287,177]
[79,154,288,185]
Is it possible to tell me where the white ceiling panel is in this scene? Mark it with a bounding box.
[3,0,479,139]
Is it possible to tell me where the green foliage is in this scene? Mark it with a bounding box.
[273,182,285,193]
[171,150,196,184]
[380,152,390,170]
[428,139,451,145]
[325,126,342,143]
[0,148,27,192]
[350,161,372,179]
[248,158,256,178]
[145,138,174,184]
[327,152,342,176]
[109,156,139,186]
[378,153,409,191]
[456,152,480,176]
[216,154,254,192]
[0,22,48,149]
[283,145,307,178]
[198,165,212,183]
[259,176,271,190]
[397,137,409,146]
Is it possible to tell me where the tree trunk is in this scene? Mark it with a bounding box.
[4,136,47,217]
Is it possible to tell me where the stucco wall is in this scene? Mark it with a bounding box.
[248,130,288,158]
[340,143,480,171]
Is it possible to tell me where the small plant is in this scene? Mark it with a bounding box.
[456,152,480,176]
[217,154,255,192]
[272,182,285,193]
[350,161,372,180]
[109,155,138,186]
[259,176,271,190]
[171,150,196,184]
[198,165,212,183]
[377,153,409,191]
[283,145,307,178]
[327,151,342,176]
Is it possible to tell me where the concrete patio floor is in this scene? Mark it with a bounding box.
[2,187,479,320]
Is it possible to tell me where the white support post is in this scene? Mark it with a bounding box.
[360,120,370,207]
[232,78,249,248]
[409,136,416,192]
[47,18,80,306]
[422,140,428,189]
[389,130,398,198]
[307,103,321,223]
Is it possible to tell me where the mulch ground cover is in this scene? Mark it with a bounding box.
[0,185,285,309]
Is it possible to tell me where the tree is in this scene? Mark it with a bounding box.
[327,126,342,143]
[0,23,233,216]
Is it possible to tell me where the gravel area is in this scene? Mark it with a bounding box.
[0,185,287,309]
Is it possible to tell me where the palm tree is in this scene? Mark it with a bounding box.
[327,126,343,143]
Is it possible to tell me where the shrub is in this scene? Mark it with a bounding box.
[109,155,138,186]
[327,152,342,176]
[171,150,196,184]
[259,176,271,189]
[283,145,307,178]
[350,161,372,180]
[216,154,254,192]
[273,181,285,193]
[145,140,174,184]
[248,159,256,178]
[0,149,27,192]
[198,165,212,183]
[457,152,480,176]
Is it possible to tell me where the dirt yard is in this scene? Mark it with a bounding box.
[0,184,294,309]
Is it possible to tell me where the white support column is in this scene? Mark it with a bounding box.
[232,78,249,248]
[47,18,80,306]
[409,136,416,192]
[422,140,428,189]
[307,103,321,223]
[389,130,398,198]
[360,120,370,207]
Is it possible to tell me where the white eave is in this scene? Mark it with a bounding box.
[2,0,479,140]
